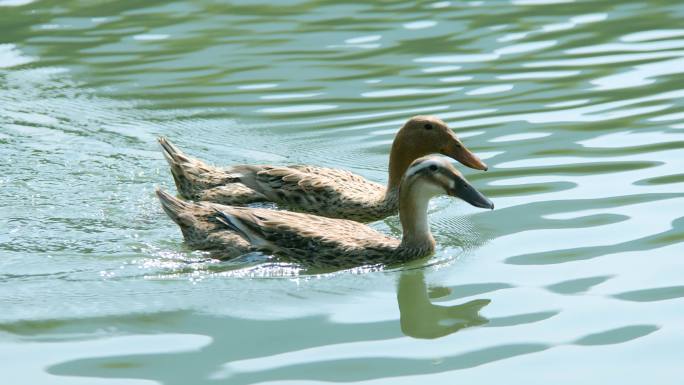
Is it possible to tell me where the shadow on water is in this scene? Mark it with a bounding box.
[7,266,658,384]
[612,285,684,302]
[0,263,661,385]
[545,275,614,295]
[0,268,560,384]
[397,269,489,339]
[503,207,684,265]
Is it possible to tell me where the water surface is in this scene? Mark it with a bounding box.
[2,0,684,384]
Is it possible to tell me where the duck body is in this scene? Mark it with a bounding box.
[157,187,421,266]
[159,116,487,222]
[214,206,428,268]
[158,156,493,268]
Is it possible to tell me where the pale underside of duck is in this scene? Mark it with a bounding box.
[158,115,487,222]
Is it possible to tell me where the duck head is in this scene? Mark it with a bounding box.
[402,156,494,210]
[388,116,488,189]
[397,155,493,251]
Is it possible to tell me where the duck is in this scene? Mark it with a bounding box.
[188,155,493,268]
[158,115,488,222]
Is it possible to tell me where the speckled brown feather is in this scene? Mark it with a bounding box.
[243,165,396,222]
[156,189,250,259]
[214,206,423,269]
[158,137,267,205]
[157,189,417,268]
[158,137,396,221]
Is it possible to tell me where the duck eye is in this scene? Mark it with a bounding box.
[424,123,433,130]
[428,164,438,172]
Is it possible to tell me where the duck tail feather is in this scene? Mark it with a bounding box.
[156,188,195,225]
[158,136,192,165]
[158,136,214,198]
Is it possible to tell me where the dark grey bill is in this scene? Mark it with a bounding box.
[451,180,494,210]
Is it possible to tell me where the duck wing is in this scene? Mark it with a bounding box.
[215,207,399,268]
[238,165,387,221]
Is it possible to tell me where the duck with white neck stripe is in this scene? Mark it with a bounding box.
[198,155,494,268]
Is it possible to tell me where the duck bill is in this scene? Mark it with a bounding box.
[449,180,494,210]
[441,134,488,171]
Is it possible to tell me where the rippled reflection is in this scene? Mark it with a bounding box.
[398,270,490,339]
[2,0,684,383]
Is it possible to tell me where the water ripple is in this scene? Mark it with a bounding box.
[2,0,684,383]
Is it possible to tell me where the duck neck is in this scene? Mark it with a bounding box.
[398,183,436,253]
[387,138,413,192]
[381,186,400,212]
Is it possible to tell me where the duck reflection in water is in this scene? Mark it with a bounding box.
[397,269,490,339]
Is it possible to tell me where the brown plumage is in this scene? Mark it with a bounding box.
[158,115,488,222]
[158,138,267,205]
[156,156,494,268]
[156,189,250,258]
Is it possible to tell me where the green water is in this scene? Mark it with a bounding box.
[2,0,684,383]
